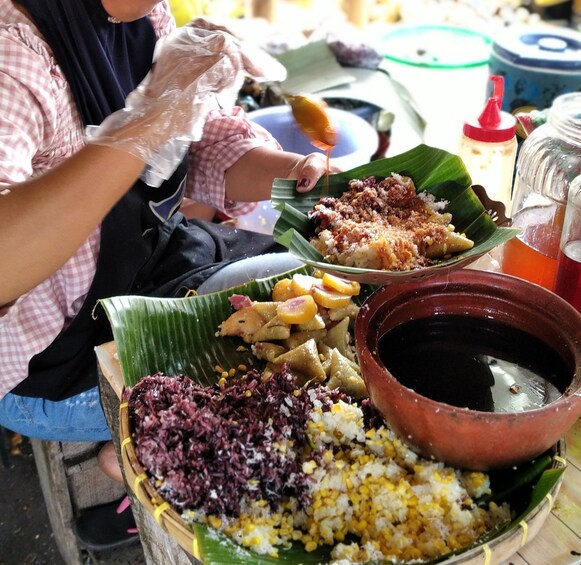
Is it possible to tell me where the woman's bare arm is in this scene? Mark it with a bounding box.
[224,146,333,202]
[0,145,144,305]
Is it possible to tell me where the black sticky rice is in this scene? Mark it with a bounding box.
[124,367,351,517]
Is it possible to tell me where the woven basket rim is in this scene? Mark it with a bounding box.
[120,401,202,559]
[119,399,567,563]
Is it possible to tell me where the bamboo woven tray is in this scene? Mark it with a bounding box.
[119,399,567,565]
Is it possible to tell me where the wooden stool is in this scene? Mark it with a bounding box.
[30,439,129,565]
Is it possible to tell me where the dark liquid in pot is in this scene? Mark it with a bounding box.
[378,315,570,412]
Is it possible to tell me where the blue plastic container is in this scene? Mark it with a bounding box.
[489,26,581,113]
[247,105,378,170]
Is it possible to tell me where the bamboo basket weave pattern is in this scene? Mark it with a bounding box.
[120,400,202,560]
[119,398,567,565]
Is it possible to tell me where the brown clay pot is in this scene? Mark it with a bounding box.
[355,269,581,470]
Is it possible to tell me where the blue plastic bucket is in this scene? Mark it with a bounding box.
[247,105,378,170]
[237,105,378,234]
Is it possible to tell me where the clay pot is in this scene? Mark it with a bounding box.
[355,269,581,470]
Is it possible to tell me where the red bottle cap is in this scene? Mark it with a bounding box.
[462,75,517,142]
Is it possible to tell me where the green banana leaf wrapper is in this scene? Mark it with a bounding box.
[272,144,519,284]
[99,263,564,565]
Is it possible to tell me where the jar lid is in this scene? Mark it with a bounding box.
[382,25,492,69]
[491,26,581,71]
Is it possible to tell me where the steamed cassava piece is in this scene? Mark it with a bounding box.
[217,271,365,395]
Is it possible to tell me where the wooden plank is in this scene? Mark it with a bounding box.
[566,419,581,471]
[553,463,581,537]
[505,554,529,565]
[95,341,124,400]
[516,513,580,564]
[31,440,84,565]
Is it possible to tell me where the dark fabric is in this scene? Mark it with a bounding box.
[17,208,281,399]
[11,1,281,401]
[74,497,138,551]
[14,0,156,124]
[16,159,191,400]
[133,218,285,298]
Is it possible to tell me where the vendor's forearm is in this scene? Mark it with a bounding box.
[225,146,304,202]
[0,145,144,306]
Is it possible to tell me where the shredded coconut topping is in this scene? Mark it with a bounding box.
[308,174,454,271]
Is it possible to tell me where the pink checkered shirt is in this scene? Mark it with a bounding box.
[0,0,276,399]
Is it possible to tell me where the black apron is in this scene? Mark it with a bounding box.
[12,0,279,400]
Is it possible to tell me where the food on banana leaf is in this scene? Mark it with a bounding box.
[217,271,366,396]
[125,369,513,562]
[307,173,474,271]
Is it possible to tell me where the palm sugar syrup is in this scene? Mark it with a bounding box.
[378,314,570,412]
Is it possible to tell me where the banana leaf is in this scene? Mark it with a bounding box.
[272,144,519,284]
[99,267,563,565]
[99,266,314,387]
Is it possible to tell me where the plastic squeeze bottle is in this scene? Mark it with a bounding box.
[458,75,517,211]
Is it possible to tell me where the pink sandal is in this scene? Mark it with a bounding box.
[117,495,139,534]
[74,495,139,551]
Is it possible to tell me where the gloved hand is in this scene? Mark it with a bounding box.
[86,23,286,186]
[186,17,282,82]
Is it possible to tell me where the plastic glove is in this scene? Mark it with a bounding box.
[186,18,283,83]
[86,24,286,186]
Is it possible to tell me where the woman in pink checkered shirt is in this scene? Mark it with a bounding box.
[0,0,332,545]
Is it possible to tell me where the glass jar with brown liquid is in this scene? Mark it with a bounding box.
[499,92,581,290]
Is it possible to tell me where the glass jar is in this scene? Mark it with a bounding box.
[554,175,581,310]
[499,92,581,290]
